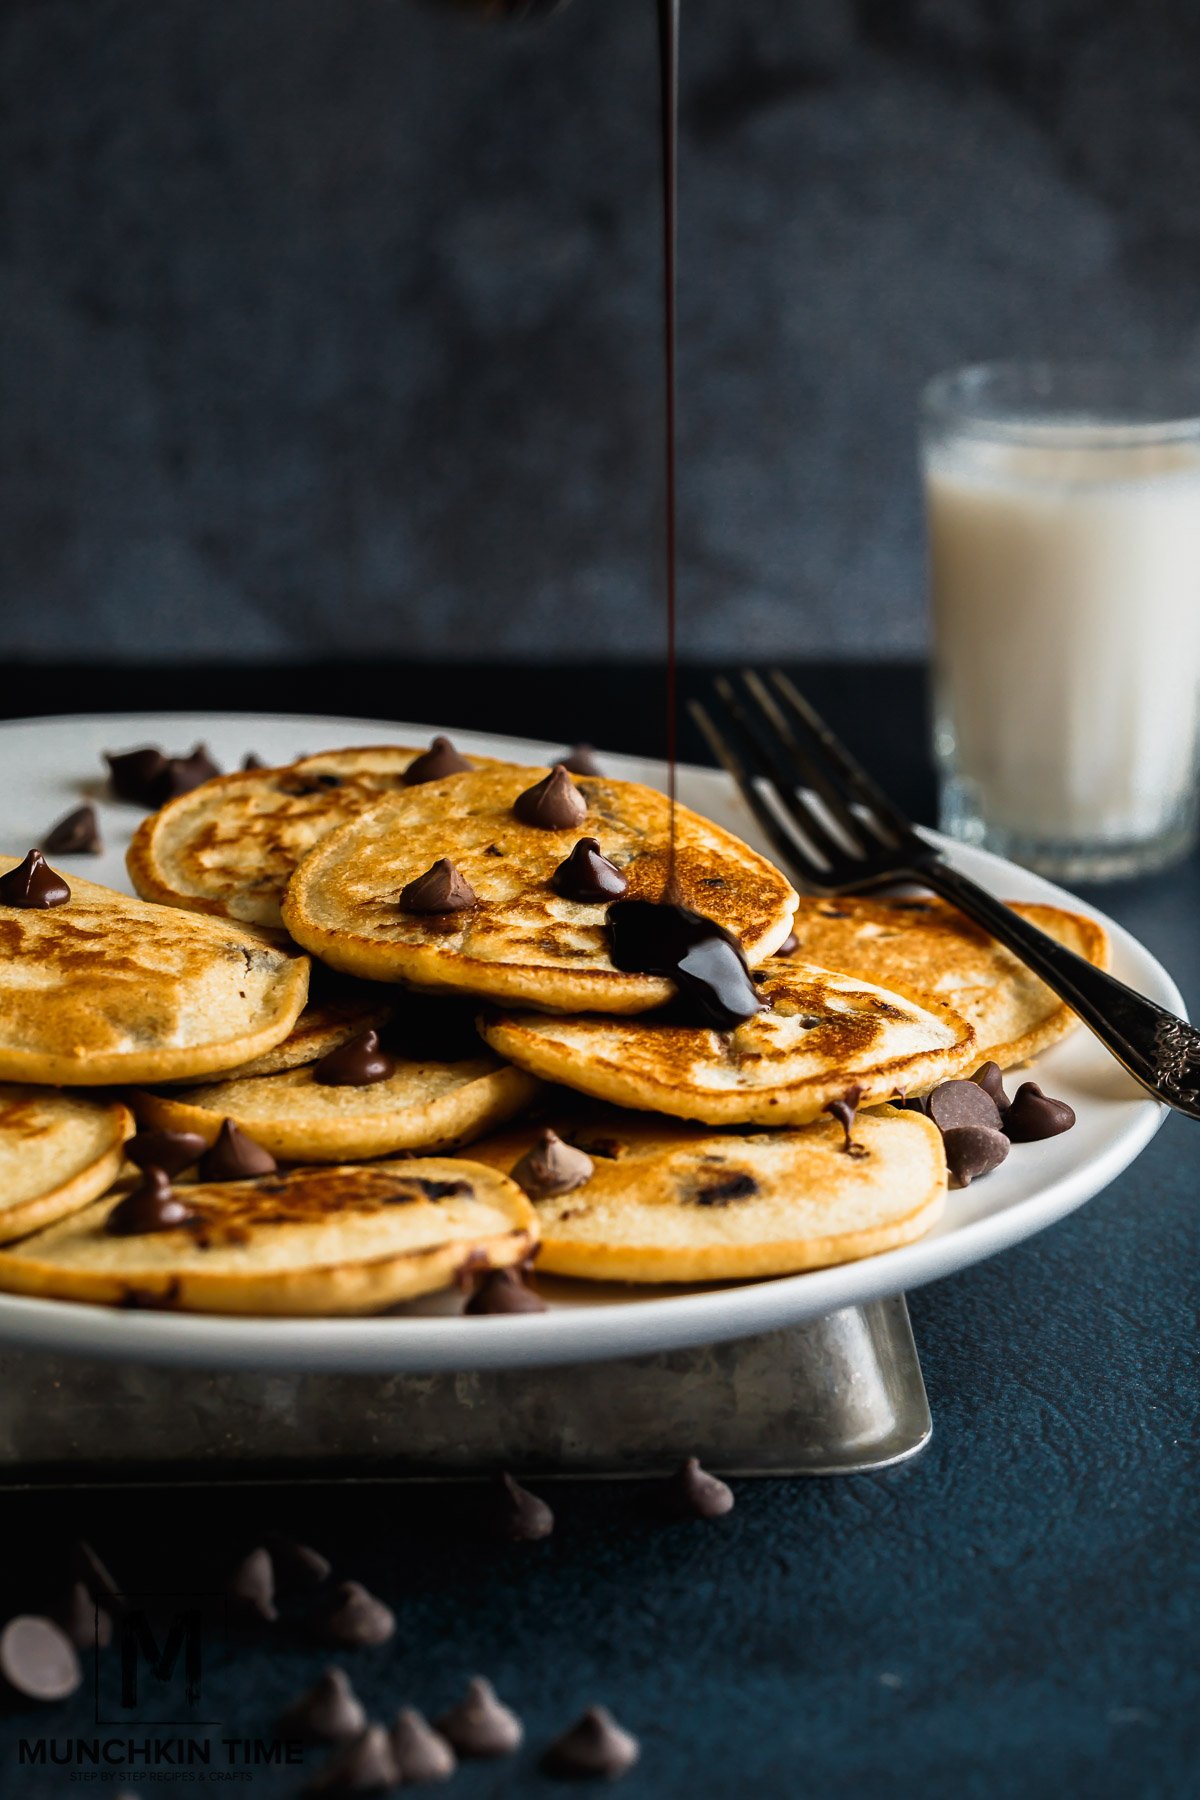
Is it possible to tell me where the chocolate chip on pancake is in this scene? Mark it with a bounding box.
[314,1581,396,1649]
[278,1668,368,1743]
[488,1471,555,1542]
[436,1677,523,1757]
[511,1129,593,1199]
[399,859,477,914]
[225,1547,278,1623]
[659,1456,734,1520]
[925,1079,1003,1135]
[106,1167,197,1237]
[198,1119,278,1181]
[313,1029,396,1088]
[127,1128,208,1177]
[972,1061,1011,1114]
[942,1124,1009,1186]
[402,735,473,785]
[513,765,587,830]
[0,1615,82,1702]
[463,1266,548,1314]
[543,1706,640,1779]
[559,744,604,776]
[823,1086,869,1158]
[690,1170,758,1205]
[42,805,102,856]
[390,1708,457,1782]
[777,931,799,956]
[552,837,628,903]
[607,899,764,1031]
[0,849,70,909]
[1003,1082,1076,1142]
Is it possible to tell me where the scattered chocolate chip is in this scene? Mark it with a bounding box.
[403,736,473,785]
[225,1547,277,1623]
[777,931,799,956]
[305,1725,399,1793]
[972,1061,1011,1113]
[925,1080,1003,1135]
[543,1706,641,1780]
[242,753,266,771]
[390,1707,457,1783]
[42,804,102,856]
[198,1119,278,1181]
[463,1267,548,1315]
[824,1086,868,1157]
[0,1616,82,1702]
[399,858,478,915]
[315,1581,396,1649]
[511,1129,594,1200]
[659,1456,734,1521]
[57,1582,112,1650]
[436,1677,523,1757]
[278,1667,368,1743]
[559,744,603,777]
[106,745,169,805]
[155,744,222,803]
[552,837,629,903]
[0,849,70,909]
[691,1171,757,1205]
[513,766,588,830]
[313,1028,396,1088]
[1004,1081,1076,1142]
[268,1534,333,1593]
[126,1128,207,1177]
[488,1472,555,1543]
[942,1124,1010,1186]
[106,1167,197,1237]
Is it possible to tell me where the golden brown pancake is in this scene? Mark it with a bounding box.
[0,1087,132,1242]
[164,976,394,1084]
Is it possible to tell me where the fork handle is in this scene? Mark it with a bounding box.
[914,857,1200,1119]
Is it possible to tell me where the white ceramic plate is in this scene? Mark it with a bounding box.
[0,711,1178,1373]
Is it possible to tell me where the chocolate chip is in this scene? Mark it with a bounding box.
[513,766,587,830]
[543,1706,641,1780]
[552,837,629,903]
[126,1128,208,1177]
[942,1124,1010,1186]
[0,1616,82,1701]
[242,753,266,771]
[42,805,102,856]
[925,1080,1003,1135]
[390,1707,457,1783]
[402,736,473,785]
[1004,1082,1076,1143]
[558,744,603,776]
[278,1668,368,1743]
[225,1547,277,1622]
[972,1061,1011,1114]
[106,1167,197,1237]
[463,1267,548,1315]
[412,1178,472,1201]
[0,849,70,909]
[106,745,169,805]
[659,1456,734,1521]
[155,744,222,803]
[313,1028,395,1088]
[824,1086,869,1157]
[267,1534,333,1594]
[399,858,478,915]
[435,1677,523,1757]
[198,1119,278,1181]
[901,1096,927,1115]
[57,1582,112,1650]
[777,931,799,956]
[510,1129,594,1199]
[314,1581,396,1649]
[488,1472,555,1543]
[691,1171,757,1205]
[305,1725,399,1793]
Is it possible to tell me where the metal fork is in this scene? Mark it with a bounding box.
[691,669,1200,1121]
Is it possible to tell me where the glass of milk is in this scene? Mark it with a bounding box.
[922,362,1200,879]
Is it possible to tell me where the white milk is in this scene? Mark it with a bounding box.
[926,430,1200,853]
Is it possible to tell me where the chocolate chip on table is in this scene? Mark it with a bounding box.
[313,1028,396,1088]
[224,1547,278,1623]
[1003,1081,1076,1142]
[0,1615,82,1702]
[398,858,478,915]
[925,1079,1003,1135]
[558,744,603,776]
[278,1667,368,1743]
[488,1472,555,1543]
[463,1267,549,1315]
[971,1061,1011,1113]
[942,1124,1010,1187]
[435,1676,524,1757]
[198,1119,278,1181]
[402,736,473,786]
[542,1706,641,1779]
[267,1533,332,1593]
[57,1581,112,1650]
[106,1167,197,1237]
[659,1456,734,1521]
[552,837,628,903]
[126,1128,208,1177]
[314,1581,396,1649]
[304,1724,399,1794]
[511,1129,594,1199]
[42,804,102,856]
[390,1707,457,1783]
[513,766,588,830]
[0,849,71,909]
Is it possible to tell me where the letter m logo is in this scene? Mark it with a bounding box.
[120,1608,203,1708]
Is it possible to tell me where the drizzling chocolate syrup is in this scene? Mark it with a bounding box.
[608,900,762,1030]
[658,0,680,896]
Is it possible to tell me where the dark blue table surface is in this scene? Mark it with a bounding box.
[2,662,1197,1800]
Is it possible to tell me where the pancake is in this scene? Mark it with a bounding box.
[466,1103,947,1282]
[164,977,395,1085]
[478,959,975,1124]
[0,1088,133,1242]
[784,895,1109,1067]
[127,743,502,930]
[0,863,309,1086]
[132,1055,539,1162]
[0,1158,537,1315]
[282,766,798,1013]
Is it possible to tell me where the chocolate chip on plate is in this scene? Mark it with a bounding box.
[0,849,70,909]
[390,1707,457,1783]
[1003,1081,1076,1142]
[106,746,169,805]
[552,838,628,903]
[942,1124,1010,1187]
[304,1725,399,1794]
[313,1029,396,1088]
[198,1119,278,1181]
[268,1534,333,1593]
[488,1472,555,1543]
[558,744,603,777]
[278,1667,368,1743]
[0,1615,82,1702]
[463,1266,548,1315]
[659,1456,734,1521]
[242,753,266,771]
[402,736,473,786]
[224,1547,278,1622]
[435,1677,523,1757]
[513,766,587,830]
[106,1167,197,1237]
[126,1128,208,1177]
[57,1581,112,1650]
[510,1129,594,1200]
[315,1581,396,1649]
[42,804,102,856]
[155,745,222,803]
[398,859,478,915]
[542,1705,641,1779]
[971,1061,1011,1113]
[925,1079,1003,1135]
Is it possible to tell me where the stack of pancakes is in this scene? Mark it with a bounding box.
[0,743,1107,1315]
